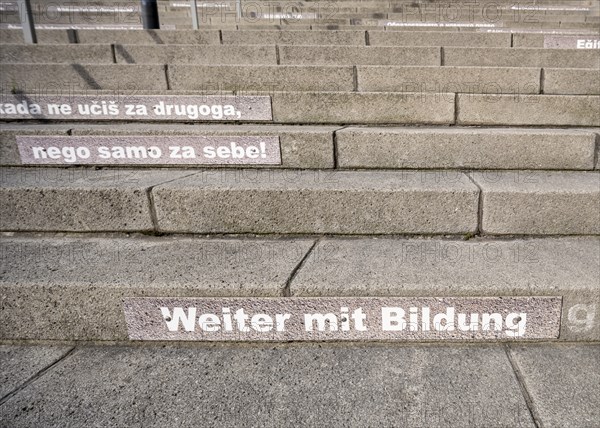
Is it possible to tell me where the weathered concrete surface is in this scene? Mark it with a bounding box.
[543,68,600,95]
[0,168,192,232]
[271,92,455,124]
[368,31,511,47]
[114,44,277,65]
[471,171,600,235]
[0,124,72,166]
[220,30,366,45]
[445,47,600,68]
[595,130,600,170]
[168,65,355,92]
[279,45,441,66]
[152,169,479,234]
[0,44,113,63]
[0,64,167,91]
[0,345,534,427]
[0,345,73,398]
[458,94,600,127]
[357,66,540,93]
[336,127,597,170]
[76,29,221,44]
[0,29,71,44]
[510,344,600,427]
[291,237,600,341]
[0,236,314,340]
[68,123,337,169]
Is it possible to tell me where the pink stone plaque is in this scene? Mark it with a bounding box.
[124,296,562,341]
[0,94,272,121]
[17,135,281,165]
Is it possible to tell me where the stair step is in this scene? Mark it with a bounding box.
[0,235,597,341]
[114,43,278,64]
[335,127,598,170]
[0,168,192,232]
[0,168,480,234]
[445,46,600,68]
[168,65,355,92]
[472,170,600,235]
[5,125,598,171]
[150,169,479,234]
[457,93,600,126]
[544,68,600,95]
[513,32,600,47]
[2,90,598,126]
[0,43,114,64]
[292,236,600,341]
[368,31,511,47]
[77,29,221,44]
[2,167,598,235]
[1,63,169,91]
[0,123,338,169]
[220,29,366,45]
[356,66,541,93]
[0,236,313,340]
[271,92,599,126]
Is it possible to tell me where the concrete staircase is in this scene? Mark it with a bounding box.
[0,1,599,425]
[0,0,599,342]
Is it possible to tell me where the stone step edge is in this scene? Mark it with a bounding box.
[1,167,598,235]
[1,124,597,171]
[0,235,597,341]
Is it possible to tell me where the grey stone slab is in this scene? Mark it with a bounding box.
[336,127,597,170]
[0,167,192,232]
[445,47,600,68]
[0,64,167,91]
[0,236,313,340]
[0,124,72,166]
[596,131,600,170]
[0,44,113,64]
[368,31,512,47]
[68,123,336,169]
[76,29,221,44]
[457,94,600,127]
[114,44,277,65]
[511,34,551,48]
[0,29,72,44]
[0,345,534,427]
[221,29,366,45]
[471,171,600,235]
[152,169,478,234]
[357,66,540,94]
[0,345,73,398]
[384,25,461,32]
[510,344,600,427]
[543,68,600,95]
[271,92,455,124]
[311,24,384,31]
[169,65,354,92]
[278,45,440,66]
[291,237,600,341]
[559,22,600,30]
